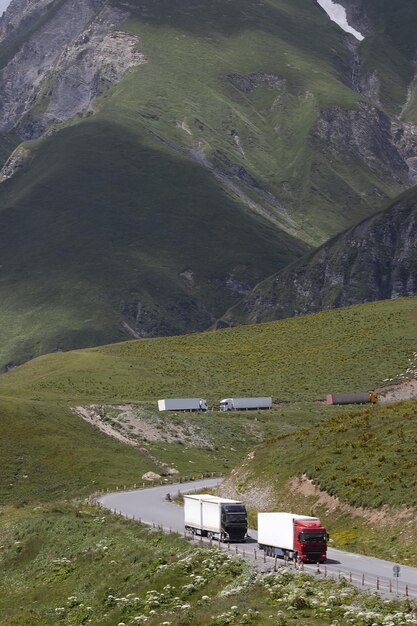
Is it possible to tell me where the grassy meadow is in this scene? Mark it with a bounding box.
[0,502,415,626]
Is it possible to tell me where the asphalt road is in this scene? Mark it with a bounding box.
[98,479,417,599]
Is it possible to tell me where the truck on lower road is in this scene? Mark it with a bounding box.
[326,391,378,405]
[258,512,328,563]
[219,397,272,411]
[158,398,208,412]
[184,494,248,542]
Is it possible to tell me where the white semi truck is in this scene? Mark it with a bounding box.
[157,398,208,412]
[219,397,272,411]
[258,512,328,563]
[184,494,248,542]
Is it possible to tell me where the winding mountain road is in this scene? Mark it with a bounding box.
[98,479,417,599]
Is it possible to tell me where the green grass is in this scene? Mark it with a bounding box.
[0,396,158,504]
[0,502,415,625]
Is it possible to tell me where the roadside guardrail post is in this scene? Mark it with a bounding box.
[362,574,365,586]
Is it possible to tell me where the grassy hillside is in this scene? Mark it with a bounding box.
[0,118,308,370]
[1,503,414,626]
[0,395,158,504]
[0,297,416,504]
[222,398,417,565]
[1,0,417,366]
[2,296,416,403]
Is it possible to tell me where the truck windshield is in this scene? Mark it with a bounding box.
[222,505,247,522]
[223,505,245,512]
[299,532,327,542]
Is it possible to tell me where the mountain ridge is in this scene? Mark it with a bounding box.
[0,0,417,367]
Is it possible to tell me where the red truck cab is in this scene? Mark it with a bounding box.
[294,518,328,563]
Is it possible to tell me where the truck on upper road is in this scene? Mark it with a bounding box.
[158,398,208,412]
[219,397,272,411]
[326,391,378,405]
[184,494,248,542]
[258,512,328,563]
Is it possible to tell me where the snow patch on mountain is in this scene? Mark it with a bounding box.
[317,0,365,41]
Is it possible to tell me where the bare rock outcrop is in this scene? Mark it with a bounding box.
[315,103,417,186]
[0,0,146,139]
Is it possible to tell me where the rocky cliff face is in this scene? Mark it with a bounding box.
[314,103,417,186]
[0,0,145,140]
[222,189,417,325]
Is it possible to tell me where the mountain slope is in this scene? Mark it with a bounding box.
[0,118,309,369]
[222,186,417,325]
[0,0,417,366]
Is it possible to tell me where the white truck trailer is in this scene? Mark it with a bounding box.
[219,397,272,411]
[157,398,208,412]
[258,512,328,563]
[184,494,248,542]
